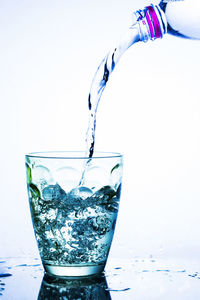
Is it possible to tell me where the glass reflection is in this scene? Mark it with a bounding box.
[38,273,111,300]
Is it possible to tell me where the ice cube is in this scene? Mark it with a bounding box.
[91,185,120,213]
[88,215,112,235]
[42,184,66,201]
[68,186,93,200]
[93,186,116,203]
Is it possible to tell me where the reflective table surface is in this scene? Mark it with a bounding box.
[1,255,200,299]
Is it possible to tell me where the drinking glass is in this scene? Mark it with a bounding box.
[25,151,123,277]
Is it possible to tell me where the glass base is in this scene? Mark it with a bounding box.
[43,262,106,277]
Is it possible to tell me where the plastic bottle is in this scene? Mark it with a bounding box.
[134,0,200,42]
[160,0,200,39]
[84,0,200,160]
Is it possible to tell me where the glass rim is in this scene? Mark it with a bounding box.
[25,151,123,160]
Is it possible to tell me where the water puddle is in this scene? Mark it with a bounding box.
[0,257,43,298]
[0,257,200,298]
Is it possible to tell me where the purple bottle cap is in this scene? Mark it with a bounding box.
[146,5,162,39]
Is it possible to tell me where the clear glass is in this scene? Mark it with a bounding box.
[25,151,123,277]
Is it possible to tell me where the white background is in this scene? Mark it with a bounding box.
[0,0,200,260]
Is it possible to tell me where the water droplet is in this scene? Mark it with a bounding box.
[106,287,131,292]
[156,269,170,272]
[0,273,12,278]
[176,270,186,273]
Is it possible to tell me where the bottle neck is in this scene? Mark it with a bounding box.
[133,4,167,42]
